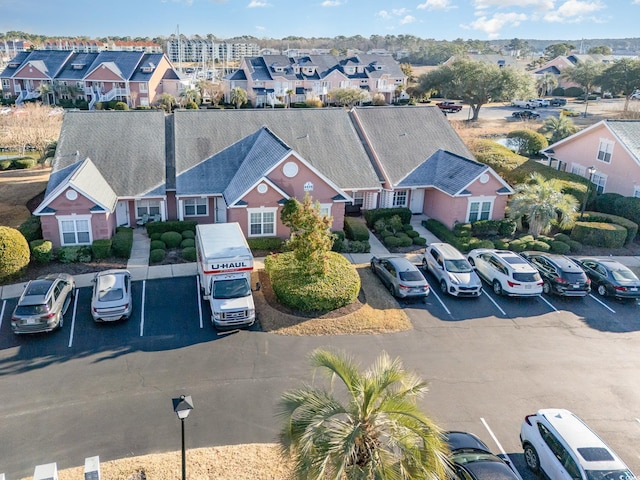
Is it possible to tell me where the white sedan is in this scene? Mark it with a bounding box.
[91,269,132,322]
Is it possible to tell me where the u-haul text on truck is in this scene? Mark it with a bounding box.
[195,223,256,329]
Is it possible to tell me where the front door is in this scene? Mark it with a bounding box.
[409,189,425,214]
[116,201,130,227]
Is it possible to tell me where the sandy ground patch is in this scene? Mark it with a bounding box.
[0,165,50,228]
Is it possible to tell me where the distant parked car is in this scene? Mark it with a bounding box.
[422,242,482,297]
[531,98,550,107]
[370,256,430,300]
[520,252,590,297]
[512,110,540,119]
[468,249,543,296]
[446,431,523,480]
[11,273,76,334]
[560,108,580,117]
[91,269,132,322]
[574,258,640,299]
[550,98,567,106]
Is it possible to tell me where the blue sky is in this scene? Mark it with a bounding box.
[3,0,640,41]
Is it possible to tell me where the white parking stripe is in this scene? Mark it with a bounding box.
[140,280,146,337]
[68,292,79,348]
[589,293,616,313]
[538,295,558,312]
[196,275,203,329]
[0,300,6,330]
[636,418,640,425]
[428,287,451,316]
[481,417,524,479]
[482,289,507,316]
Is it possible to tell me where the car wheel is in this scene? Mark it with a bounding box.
[422,258,428,271]
[493,280,503,295]
[598,284,607,296]
[523,444,540,473]
[440,280,448,294]
[388,284,396,298]
[57,315,64,330]
[370,261,375,272]
[543,280,551,295]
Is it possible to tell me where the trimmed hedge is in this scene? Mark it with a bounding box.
[594,193,624,214]
[150,240,166,250]
[364,207,412,228]
[150,232,162,241]
[550,240,570,254]
[58,246,92,263]
[472,220,500,237]
[13,158,36,169]
[92,239,112,259]
[181,238,195,248]
[182,246,197,262]
[247,236,285,252]
[18,215,42,242]
[0,160,11,170]
[149,249,166,263]
[343,216,370,241]
[160,231,183,248]
[612,197,640,227]
[567,240,583,253]
[343,240,371,253]
[30,239,53,264]
[554,232,571,243]
[264,251,360,313]
[112,227,133,259]
[580,211,638,245]
[182,230,195,239]
[468,139,528,176]
[571,222,627,248]
[146,220,197,236]
[412,236,427,246]
[529,240,551,252]
[384,236,402,248]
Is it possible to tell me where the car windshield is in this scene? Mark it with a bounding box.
[611,267,638,282]
[212,278,251,299]
[564,272,588,283]
[399,271,424,282]
[513,272,541,282]
[444,259,472,273]
[585,470,636,480]
[24,280,52,296]
[15,304,49,316]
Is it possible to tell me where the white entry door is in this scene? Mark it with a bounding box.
[116,201,130,227]
[409,189,425,214]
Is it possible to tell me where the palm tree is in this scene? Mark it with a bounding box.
[179,87,200,107]
[230,87,247,109]
[538,115,579,144]
[560,60,605,117]
[279,348,451,480]
[536,73,557,97]
[37,83,52,105]
[508,173,579,237]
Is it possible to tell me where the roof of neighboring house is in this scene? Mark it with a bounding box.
[0,50,73,78]
[53,110,167,197]
[86,51,145,79]
[173,108,381,190]
[129,54,169,81]
[56,52,100,80]
[350,106,475,186]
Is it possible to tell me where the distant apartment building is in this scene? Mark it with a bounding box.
[43,39,163,54]
[0,40,31,62]
[165,37,260,63]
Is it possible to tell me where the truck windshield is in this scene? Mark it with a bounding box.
[212,279,251,299]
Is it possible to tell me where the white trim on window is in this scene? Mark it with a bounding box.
[248,207,277,237]
[596,139,614,164]
[392,189,408,207]
[466,196,494,223]
[58,214,92,246]
[591,172,607,194]
[318,203,332,218]
[135,199,161,219]
[570,164,586,176]
[183,197,208,217]
[139,83,148,93]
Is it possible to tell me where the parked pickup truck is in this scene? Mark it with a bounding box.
[511,100,537,109]
[437,101,463,113]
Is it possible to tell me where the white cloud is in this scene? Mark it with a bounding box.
[247,0,270,7]
[376,10,392,19]
[321,0,341,6]
[544,0,605,22]
[255,25,266,31]
[400,15,416,24]
[392,8,410,15]
[473,0,554,8]
[464,12,528,38]
[634,0,640,4]
[417,0,454,10]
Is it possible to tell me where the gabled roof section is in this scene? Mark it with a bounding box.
[350,106,474,186]
[130,53,167,81]
[35,157,117,214]
[86,51,145,80]
[605,120,640,162]
[1,52,29,76]
[2,50,73,79]
[53,110,167,197]
[57,52,100,80]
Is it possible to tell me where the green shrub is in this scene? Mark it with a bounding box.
[181,238,195,248]
[494,239,510,250]
[344,240,371,253]
[181,230,195,239]
[468,238,495,249]
[453,222,472,238]
[380,229,394,238]
[567,240,583,253]
[468,139,528,176]
[550,240,571,254]
[160,231,183,248]
[333,230,345,241]
[0,159,11,170]
[571,222,627,248]
[92,239,112,259]
[519,235,535,243]
[552,87,565,96]
[613,197,640,228]
[247,236,285,252]
[331,235,345,252]
[146,220,197,236]
[412,236,427,246]
[594,193,624,214]
[397,235,413,247]
[364,207,412,228]
[396,232,410,240]
[506,130,549,156]
[530,240,551,252]
[112,227,133,258]
[565,86,584,97]
[498,219,517,237]
[509,239,526,252]
[406,230,420,238]
[424,219,475,252]
[554,233,571,243]
[0,226,30,280]
[150,232,162,241]
[264,251,360,312]
[57,246,92,263]
[150,240,166,250]
[114,101,129,110]
[384,235,402,248]
[18,215,42,242]
[536,236,553,246]
[29,239,53,264]
[401,224,414,232]
[182,246,197,262]
[580,211,638,244]
[149,249,165,263]
[12,158,36,169]
[472,220,501,237]
[344,217,370,241]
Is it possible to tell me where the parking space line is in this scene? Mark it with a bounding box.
[482,290,507,316]
[140,280,146,337]
[636,418,640,425]
[0,300,5,330]
[68,292,79,348]
[588,293,616,314]
[538,295,558,312]
[196,275,203,329]
[481,417,523,478]
[428,288,451,316]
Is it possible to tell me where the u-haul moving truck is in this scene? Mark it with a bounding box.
[195,223,255,328]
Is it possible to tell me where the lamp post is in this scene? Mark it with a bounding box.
[580,166,596,220]
[172,395,194,480]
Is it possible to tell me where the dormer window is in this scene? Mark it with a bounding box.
[71,63,85,70]
[8,62,20,68]
[141,63,155,73]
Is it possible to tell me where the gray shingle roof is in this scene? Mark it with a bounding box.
[53,111,167,197]
[0,50,72,78]
[0,52,29,77]
[606,120,640,160]
[350,106,475,186]
[86,51,145,80]
[56,52,100,81]
[130,53,167,81]
[173,108,380,190]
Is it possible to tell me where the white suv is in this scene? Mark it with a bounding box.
[520,409,636,480]
[423,243,482,297]
[467,248,543,296]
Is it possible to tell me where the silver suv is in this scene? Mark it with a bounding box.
[423,243,481,297]
[11,273,76,334]
[520,408,636,480]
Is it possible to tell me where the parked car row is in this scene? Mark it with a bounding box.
[11,269,132,334]
[512,110,540,119]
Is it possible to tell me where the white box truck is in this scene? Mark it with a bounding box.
[196,223,256,329]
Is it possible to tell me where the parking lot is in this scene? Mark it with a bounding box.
[1,271,640,478]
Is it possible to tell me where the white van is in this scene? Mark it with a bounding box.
[422,243,482,297]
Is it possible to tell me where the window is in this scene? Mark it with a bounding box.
[571,164,586,176]
[591,173,607,194]
[1,79,9,88]
[351,191,364,206]
[139,83,148,93]
[248,208,276,237]
[136,199,161,218]
[467,198,493,222]
[393,190,407,207]
[317,203,332,218]
[59,216,91,246]
[597,139,614,163]
[184,198,207,217]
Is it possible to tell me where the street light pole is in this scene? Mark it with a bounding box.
[172,395,194,480]
[580,166,596,220]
